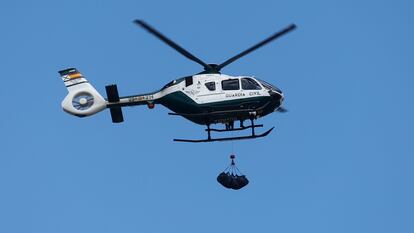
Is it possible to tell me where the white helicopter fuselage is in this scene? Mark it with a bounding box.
[111,73,284,124]
[117,73,277,105]
[60,70,284,125]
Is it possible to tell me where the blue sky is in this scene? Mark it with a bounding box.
[0,0,413,232]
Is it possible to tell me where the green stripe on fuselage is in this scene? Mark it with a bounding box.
[158,91,277,125]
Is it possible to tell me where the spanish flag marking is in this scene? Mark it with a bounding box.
[68,72,83,79]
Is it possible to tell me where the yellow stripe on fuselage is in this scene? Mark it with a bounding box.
[68,73,83,79]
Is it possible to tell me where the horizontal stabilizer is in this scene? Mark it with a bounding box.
[109,107,124,123]
[105,84,124,123]
[105,84,120,102]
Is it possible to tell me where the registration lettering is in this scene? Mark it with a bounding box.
[129,95,154,102]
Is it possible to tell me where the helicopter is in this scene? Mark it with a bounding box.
[59,20,296,142]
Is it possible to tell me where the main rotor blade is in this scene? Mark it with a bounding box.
[217,24,297,71]
[134,20,213,71]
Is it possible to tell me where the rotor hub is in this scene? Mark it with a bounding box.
[201,64,221,74]
[79,98,88,105]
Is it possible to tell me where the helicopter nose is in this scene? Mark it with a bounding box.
[269,91,284,106]
[269,90,283,100]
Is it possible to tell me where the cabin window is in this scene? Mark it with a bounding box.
[241,78,262,90]
[222,79,240,90]
[205,82,216,91]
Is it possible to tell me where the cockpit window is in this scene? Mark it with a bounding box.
[241,78,262,90]
[222,79,240,90]
[205,82,216,91]
[257,78,282,93]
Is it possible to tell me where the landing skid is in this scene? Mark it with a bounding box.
[173,127,274,143]
[173,115,275,143]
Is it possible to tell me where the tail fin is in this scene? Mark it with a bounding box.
[59,68,106,117]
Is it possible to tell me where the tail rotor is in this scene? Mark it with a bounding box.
[59,68,106,117]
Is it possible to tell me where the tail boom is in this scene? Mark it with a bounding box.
[59,68,162,121]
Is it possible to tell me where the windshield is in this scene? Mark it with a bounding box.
[257,79,282,93]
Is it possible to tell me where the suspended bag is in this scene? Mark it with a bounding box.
[217,155,249,190]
